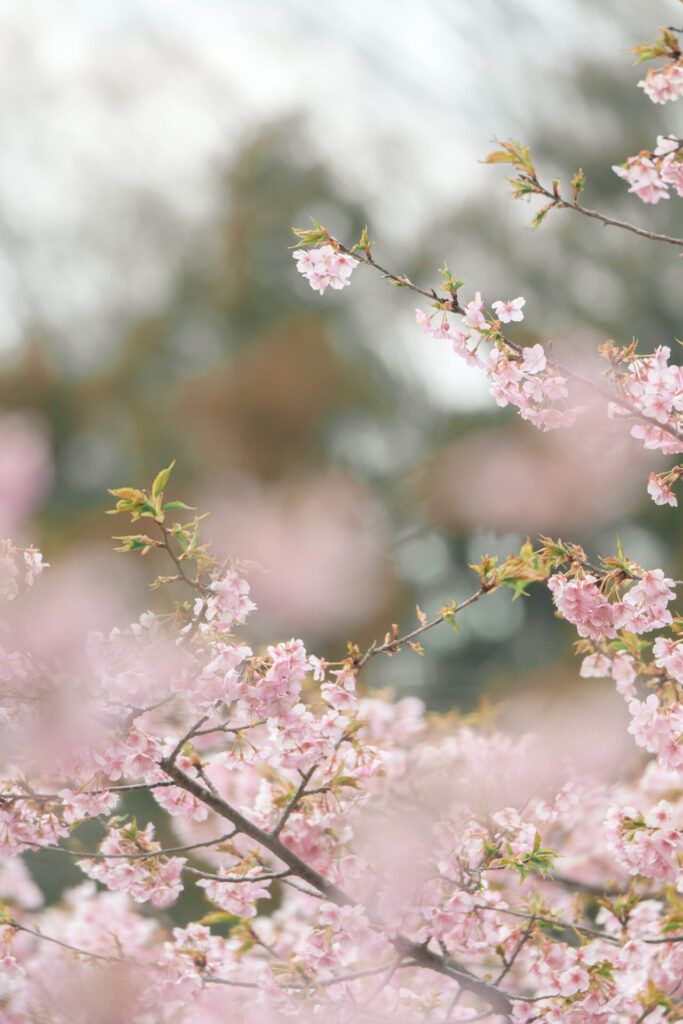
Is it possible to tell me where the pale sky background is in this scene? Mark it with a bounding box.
[0,0,677,406]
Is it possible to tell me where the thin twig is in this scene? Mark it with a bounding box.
[473,902,619,946]
[156,522,208,594]
[165,714,209,766]
[272,765,317,839]
[184,866,291,884]
[11,922,131,965]
[336,243,453,307]
[25,831,237,861]
[530,177,683,248]
[355,953,404,1010]
[494,915,536,985]
[356,586,486,670]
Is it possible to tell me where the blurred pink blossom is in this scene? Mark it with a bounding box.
[205,473,394,637]
[0,412,53,532]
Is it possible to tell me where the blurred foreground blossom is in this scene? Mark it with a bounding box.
[206,472,393,638]
[0,412,52,532]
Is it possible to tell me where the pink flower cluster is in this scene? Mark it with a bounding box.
[487,344,581,430]
[652,635,683,682]
[292,245,358,295]
[638,61,683,104]
[78,823,186,908]
[297,903,389,974]
[647,470,680,507]
[628,694,683,772]
[622,346,683,432]
[196,864,271,918]
[605,802,682,885]
[203,570,256,630]
[548,568,675,642]
[613,136,683,204]
[415,307,483,366]
[607,344,683,505]
[580,650,637,698]
[417,297,582,431]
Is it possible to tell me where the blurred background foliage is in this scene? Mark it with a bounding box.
[1,0,681,725]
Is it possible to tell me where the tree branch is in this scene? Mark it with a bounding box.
[159,759,514,1018]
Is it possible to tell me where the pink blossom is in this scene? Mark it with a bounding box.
[78,824,186,907]
[648,472,677,507]
[492,296,526,323]
[654,135,679,156]
[415,308,433,333]
[197,866,271,918]
[652,636,683,683]
[660,154,683,196]
[558,965,590,996]
[615,569,675,634]
[547,573,617,641]
[23,546,49,585]
[611,652,636,699]
[580,653,611,677]
[612,154,669,204]
[628,694,683,772]
[638,62,683,104]
[0,544,20,601]
[205,570,256,629]
[308,654,328,681]
[463,291,488,331]
[293,244,358,295]
[521,343,546,374]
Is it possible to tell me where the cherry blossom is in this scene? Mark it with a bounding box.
[492,296,526,323]
[292,244,358,295]
[638,61,683,104]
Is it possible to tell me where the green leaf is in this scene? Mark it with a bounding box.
[152,460,176,498]
[163,500,197,512]
[482,148,518,165]
[112,534,158,554]
[200,911,240,927]
[531,203,553,229]
[439,600,460,633]
[500,576,532,601]
[334,776,360,789]
[290,217,329,247]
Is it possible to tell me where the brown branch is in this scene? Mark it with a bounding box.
[474,902,619,947]
[159,758,355,907]
[11,922,131,965]
[193,719,267,737]
[25,831,237,861]
[159,759,513,1018]
[184,866,291,884]
[155,521,208,594]
[272,765,317,839]
[203,959,421,991]
[494,915,537,985]
[356,586,486,670]
[530,177,683,248]
[336,243,455,307]
[392,936,513,1018]
[165,714,210,766]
